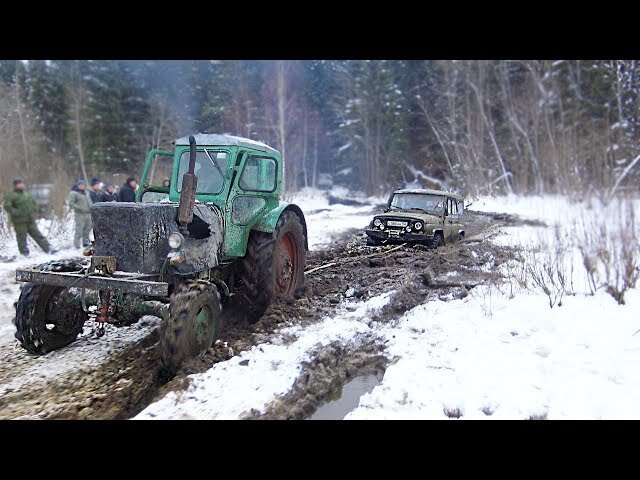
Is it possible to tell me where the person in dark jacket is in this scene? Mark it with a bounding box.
[118,177,137,202]
[99,184,118,202]
[88,177,103,204]
[3,178,52,256]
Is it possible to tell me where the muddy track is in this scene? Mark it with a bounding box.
[0,210,532,419]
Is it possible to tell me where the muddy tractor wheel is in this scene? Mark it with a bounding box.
[14,259,89,355]
[238,210,306,323]
[159,281,222,378]
[430,231,445,249]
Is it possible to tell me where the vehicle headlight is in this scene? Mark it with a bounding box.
[168,232,184,250]
[88,229,95,242]
[379,224,385,230]
[405,225,412,232]
[374,218,382,227]
[414,222,423,231]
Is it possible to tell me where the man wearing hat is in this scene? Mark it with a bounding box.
[118,177,137,202]
[68,178,93,249]
[88,177,104,204]
[99,183,118,202]
[3,178,52,256]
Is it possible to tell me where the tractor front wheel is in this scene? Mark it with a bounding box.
[14,259,88,355]
[159,281,222,378]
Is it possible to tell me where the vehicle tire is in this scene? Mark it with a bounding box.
[237,210,306,323]
[159,281,222,378]
[366,236,381,246]
[430,231,445,249]
[13,259,88,355]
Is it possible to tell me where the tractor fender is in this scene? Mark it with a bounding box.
[252,202,309,251]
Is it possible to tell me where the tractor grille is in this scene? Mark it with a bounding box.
[91,202,178,274]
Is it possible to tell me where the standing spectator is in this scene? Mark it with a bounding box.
[3,178,52,256]
[88,177,103,204]
[68,179,92,249]
[99,183,118,202]
[118,177,137,202]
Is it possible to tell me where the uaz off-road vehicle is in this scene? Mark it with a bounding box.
[14,134,307,375]
[365,188,464,248]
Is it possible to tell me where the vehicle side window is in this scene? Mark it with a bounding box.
[457,200,464,215]
[446,198,454,215]
[451,198,458,214]
[239,156,277,192]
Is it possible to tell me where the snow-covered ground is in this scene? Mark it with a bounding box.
[346,288,640,419]
[138,191,640,420]
[136,293,392,419]
[289,187,385,249]
[3,189,639,419]
[347,195,640,419]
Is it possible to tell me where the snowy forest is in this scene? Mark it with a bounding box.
[1,60,639,208]
[1,59,640,421]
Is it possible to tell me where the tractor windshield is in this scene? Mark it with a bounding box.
[390,193,445,213]
[177,149,229,195]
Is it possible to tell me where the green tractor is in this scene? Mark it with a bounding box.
[14,134,308,376]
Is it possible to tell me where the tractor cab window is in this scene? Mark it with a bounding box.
[239,156,277,192]
[177,149,229,195]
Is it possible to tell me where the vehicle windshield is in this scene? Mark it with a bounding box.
[390,193,445,212]
[177,149,229,195]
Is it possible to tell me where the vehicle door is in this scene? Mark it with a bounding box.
[455,198,465,238]
[224,152,278,256]
[446,197,462,240]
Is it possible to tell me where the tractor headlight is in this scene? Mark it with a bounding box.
[414,222,423,231]
[374,218,382,227]
[405,225,412,232]
[379,224,385,230]
[88,229,95,242]
[168,232,184,250]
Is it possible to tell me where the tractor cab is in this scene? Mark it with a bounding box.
[137,134,284,259]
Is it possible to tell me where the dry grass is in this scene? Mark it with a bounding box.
[578,198,640,305]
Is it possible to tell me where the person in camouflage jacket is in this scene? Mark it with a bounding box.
[3,178,51,256]
[68,179,93,249]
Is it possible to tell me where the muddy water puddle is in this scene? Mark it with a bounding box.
[309,374,381,420]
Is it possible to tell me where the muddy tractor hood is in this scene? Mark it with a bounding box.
[375,211,442,225]
[91,202,224,275]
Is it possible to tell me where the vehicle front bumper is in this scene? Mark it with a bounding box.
[15,269,169,297]
[365,228,434,243]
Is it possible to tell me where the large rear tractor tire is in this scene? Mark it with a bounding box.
[159,281,222,378]
[238,210,306,323]
[13,259,88,355]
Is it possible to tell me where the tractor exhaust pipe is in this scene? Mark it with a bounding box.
[177,135,199,235]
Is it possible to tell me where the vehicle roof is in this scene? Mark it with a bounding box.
[173,134,278,154]
[394,188,464,200]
